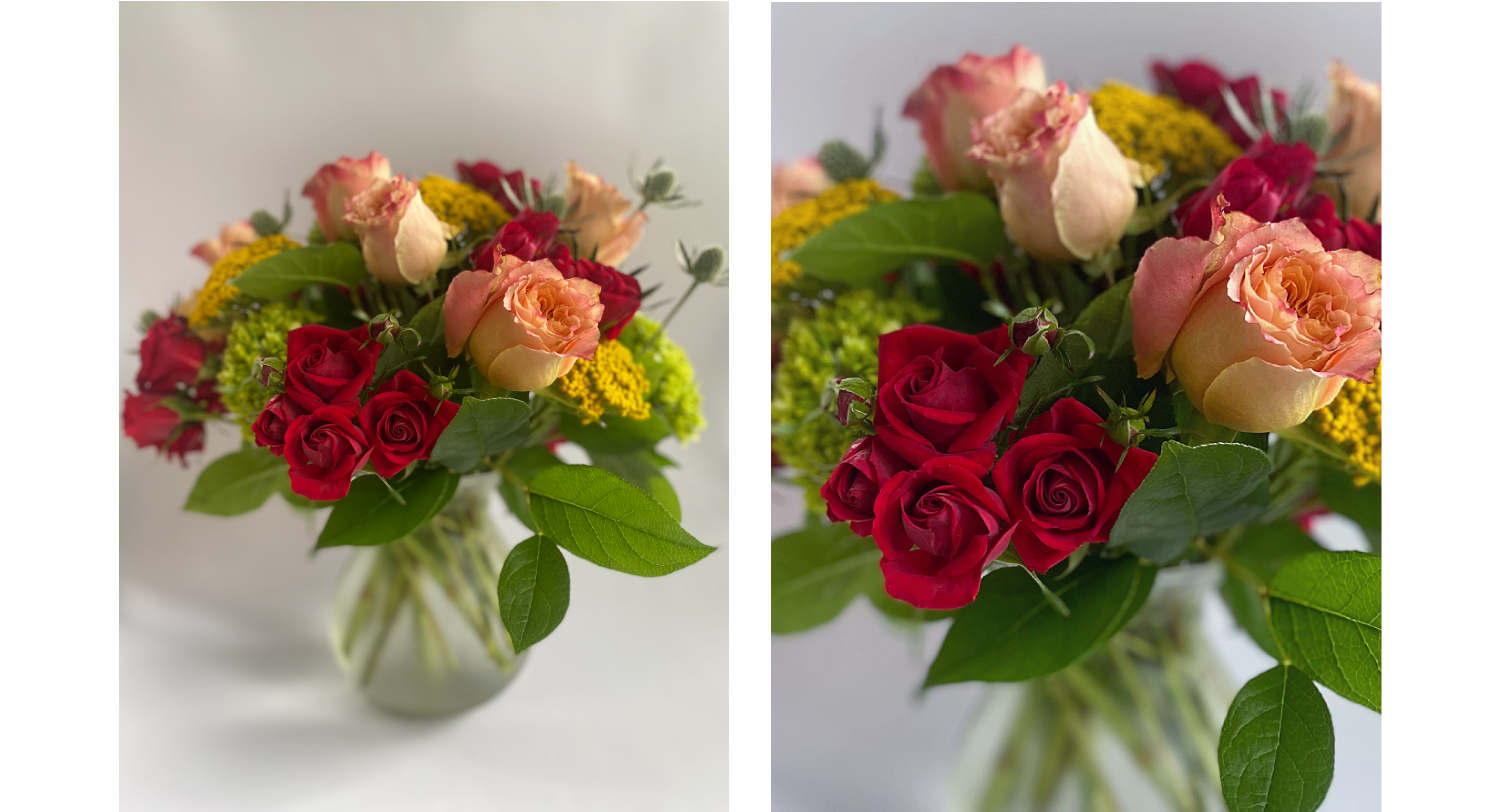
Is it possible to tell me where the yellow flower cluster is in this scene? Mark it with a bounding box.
[1314,365,1381,485]
[556,340,652,424]
[772,178,899,291]
[420,174,510,236]
[1091,83,1241,180]
[189,234,302,326]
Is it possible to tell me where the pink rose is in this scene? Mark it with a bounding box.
[190,221,257,266]
[301,152,392,242]
[902,46,1047,192]
[342,174,450,287]
[771,157,831,217]
[1131,198,1381,433]
[562,161,647,267]
[1324,62,1381,222]
[969,82,1139,263]
[444,255,604,391]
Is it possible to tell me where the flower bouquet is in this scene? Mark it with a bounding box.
[124,151,725,716]
[771,46,1380,812]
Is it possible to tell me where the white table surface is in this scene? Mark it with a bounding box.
[121,4,729,810]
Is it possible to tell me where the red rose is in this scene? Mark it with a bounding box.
[252,394,304,457]
[1293,194,1346,250]
[991,398,1156,573]
[1152,60,1287,148]
[284,404,371,501]
[1343,218,1381,260]
[357,370,460,477]
[553,252,642,340]
[873,324,1032,468]
[455,160,542,217]
[122,391,204,465]
[1175,139,1318,239]
[470,211,566,271]
[283,325,380,413]
[820,435,911,536]
[136,314,208,392]
[872,455,1014,610]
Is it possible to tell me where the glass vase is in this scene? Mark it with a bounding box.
[949,563,1234,812]
[328,472,527,717]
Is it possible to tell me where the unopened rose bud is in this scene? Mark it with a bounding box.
[1105,415,1146,448]
[1010,307,1060,356]
[427,376,454,402]
[369,313,400,344]
[828,376,875,427]
[257,357,284,389]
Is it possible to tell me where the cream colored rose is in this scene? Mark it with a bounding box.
[343,175,449,287]
[562,161,647,267]
[1324,62,1381,222]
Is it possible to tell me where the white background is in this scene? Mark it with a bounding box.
[771,4,1381,811]
[120,3,728,811]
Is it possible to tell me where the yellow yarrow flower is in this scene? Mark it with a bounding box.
[556,340,652,424]
[1091,83,1240,180]
[419,174,510,236]
[1314,364,1381,485]
[772,178,899,292]
[190,234,301,326]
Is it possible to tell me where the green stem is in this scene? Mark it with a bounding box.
[644,279,700,353]
[360,552,409,688]
[1158,630,1222,799]
[1048,679,1122,812]
[1108,640,1197,812]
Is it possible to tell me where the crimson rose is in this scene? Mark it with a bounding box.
[872,455,1014,610]
[1152,60,1287,148]
[470,211,566,271]
[122,392,205,465]
[136,314,208,392]
[252,394,303,457]
[820,435,910,536]
[1175,138,1317,239]
[991,398,1156,572]
[553,252,642,340]
[284,404,371,501]
[873,324,1031,468]
[455,160,541,216]
[283,325,380,413]
[357,370,460,477]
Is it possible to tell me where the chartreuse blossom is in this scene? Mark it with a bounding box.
[772,178,900,291]
[1314,364,1381,485]
[1091,83,1240,180]
[556,340,652,424]
[217,302,320,440]
[772,290,935,508]
[190,235,301,326]
[419,174,510,236]
[617,316,704,444]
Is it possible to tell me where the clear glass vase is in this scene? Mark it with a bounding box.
[949,563,1235,812]
[328,472,527,716]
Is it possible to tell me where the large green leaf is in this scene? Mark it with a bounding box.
[1218,665,1334,812]
[559,411,673,454]
[315,468,461,549]
[232,243,369,300]
[792,193,1008,285]
[528,465,714,576]
[1317,467,1381,553]
[372,295,445,384]
[924,556,1157,687]
[1110,441,1272,563]
[771,523,882,634]
[1219,521,1323,658]
[428,396,531,473]
[588,450,682,521]
[183,447,288,516]
[1016,277,1134,419]
[496,535,570,653]
[1270,551,1381,712]
[499,446,564,530]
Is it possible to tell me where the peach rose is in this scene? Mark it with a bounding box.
[969,82,1139,263]
[343,174,450,287]
[902,46,1048,191]
[1131,198,1381,433]
[1324,63,1381,222]
[562,162,648,267]
[444,255,604,391]
[771,157,831,217]
[302,152,392,242]
[190,221,257,266]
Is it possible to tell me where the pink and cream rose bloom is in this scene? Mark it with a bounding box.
[342,174,450,287]
[969,81,1139,263]
[902,46,1048,192]
[1131,198,1382,433]
[444,255,604,392]
[190,221,257,266]
[771,157,831,217]
[302,152,392,242]
[562,161,648,267]
[1324,62,1381,222]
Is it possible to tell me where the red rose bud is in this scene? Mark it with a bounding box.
[820,436,910,536]
[1008,307,1060,357]
[456,160,542,216]
[122,391,205,465]
[554,252,643,340]
[136,314,208,392]
[256,356,284,389]
[823,377,874,427]
[368,313,400,345]
[283,324,381,413]
[357,370,461,478]
[252,394,304,457]
[283,404,371,501]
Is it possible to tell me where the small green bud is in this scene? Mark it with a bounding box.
[818,140,869,183]
[1010,307,1060,356]
[249,210,283,237]
[641,167,679,202]
[541,193,569,217]
[427,376,454,402]
[369,313,400,344]
[690,245,728,285]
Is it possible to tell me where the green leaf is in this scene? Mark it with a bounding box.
[528,465,714,576]
[231,243,369,300]
[923,557,1157,687]
[1220,521,1323,658]
[372,295,445,384]
[1218,665,1334,812]
[499,446,564,530]
[1269,551,1381,712]
[183,448,288,516]
[770,523,882,634]
[1317,467,1381,553]
[1110,441,1272,563]
[792,193,1009,285]
[496,535,570,653]
[1016,277,1133,419]
[428,396,531,473]
[588,450,682,522]
[315,468,461,549]
[559,411,673,455]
